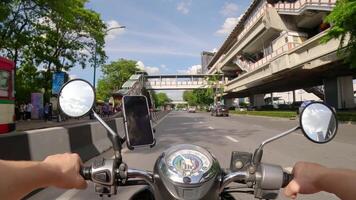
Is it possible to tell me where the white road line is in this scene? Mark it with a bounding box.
[55,189,80,200]
[208,126,214,130]
[225,136,239,143]
[182,122,206,125]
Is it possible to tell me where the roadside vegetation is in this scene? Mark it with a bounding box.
[230,109,356,122]
[231,110,297,119]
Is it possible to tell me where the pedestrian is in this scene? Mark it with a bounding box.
[49,103,53,121]
[44,103,49,121]
[26,102,33,121]
[19,103,25,121]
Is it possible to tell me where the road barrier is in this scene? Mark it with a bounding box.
[0,111,170,162]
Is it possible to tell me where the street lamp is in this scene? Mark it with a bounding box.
[93,25,126,89]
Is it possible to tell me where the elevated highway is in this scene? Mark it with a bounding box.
[205,0,356,109]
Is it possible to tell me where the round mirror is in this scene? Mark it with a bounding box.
[300,102,338,143]
[58,79,95,118]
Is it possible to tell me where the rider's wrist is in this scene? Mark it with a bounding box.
[39,160,59,187]
[315,166,332,192]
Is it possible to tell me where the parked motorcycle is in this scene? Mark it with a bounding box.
[58,79,338,200]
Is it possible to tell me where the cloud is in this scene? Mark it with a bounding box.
[177,64,202,75]
[177,0,192,15]
[136,61,160,75]
[105,20,125,40]
[69,74,78,80]
[220,2,239,17]
[160,64,168,71]
[216,16,242,36]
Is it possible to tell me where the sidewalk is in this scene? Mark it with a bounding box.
[15,112,123,132]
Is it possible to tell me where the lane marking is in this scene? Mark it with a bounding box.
[225,136,239,143]
[208,126,214,130]
[182,122,206,125]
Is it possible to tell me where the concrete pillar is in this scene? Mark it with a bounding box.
[324,76,355,109]
[223,98,234,108]
[292,90,296,103]
[249,94,265,108]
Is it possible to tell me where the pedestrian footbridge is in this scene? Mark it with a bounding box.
[144,74,225,90]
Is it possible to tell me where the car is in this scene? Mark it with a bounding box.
[298,100,313,115]
[211,105,229,117]
[188,107,196,113]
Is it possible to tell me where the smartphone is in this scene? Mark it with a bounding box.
[122,95,155,149]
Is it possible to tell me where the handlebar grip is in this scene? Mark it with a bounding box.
[80,166,92,180]
[282,172,293,188]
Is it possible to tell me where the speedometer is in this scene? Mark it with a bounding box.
[155,144,221,199]
[167,149,211,177]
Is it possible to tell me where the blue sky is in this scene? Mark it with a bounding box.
[69,0,251,100]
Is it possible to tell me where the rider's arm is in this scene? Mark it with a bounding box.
[284,162,356,200]
[0,153,87,200]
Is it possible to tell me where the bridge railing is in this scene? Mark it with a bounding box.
[275,0,336,13]
[234,42,301,72]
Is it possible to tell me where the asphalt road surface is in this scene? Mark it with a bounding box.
[29,111,356,200]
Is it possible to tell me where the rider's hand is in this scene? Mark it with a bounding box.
[284,161,328,199]
[41,153,87,189]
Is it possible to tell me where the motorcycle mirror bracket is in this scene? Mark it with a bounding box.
[92,110,125,161]
[252,126,300,165]
[58,79,125,163]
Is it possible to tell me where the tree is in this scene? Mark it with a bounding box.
[1,0,106,68]
[96,59,140,101]
[322,0,356,67]
[0,0,106,101]
[153,92,171,107]
[183,90,197,106]
[183,89,214,106]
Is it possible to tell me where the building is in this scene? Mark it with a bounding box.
[201,51,215,74]
[205,0,356,109]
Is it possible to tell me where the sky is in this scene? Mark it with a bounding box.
[68,0,251,100]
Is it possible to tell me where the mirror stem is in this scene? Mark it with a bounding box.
[252,126,300,165]
[92,110,124,162]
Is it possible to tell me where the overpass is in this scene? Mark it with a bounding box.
[204,0,356,109]
[144,74,225,90]
[112,74,224,108]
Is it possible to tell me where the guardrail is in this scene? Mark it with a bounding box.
[0,111,170,162]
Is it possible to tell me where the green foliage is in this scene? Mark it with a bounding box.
[0,0,106,101]
[15,64,60,103]
[96,59,140,101]
[231,110,297,118]
[1,0,106,68]
[183,90,197,106]
[183,89,214,106]
[153,92,171,107]
[322,0,356,67]
[96,79,111,101]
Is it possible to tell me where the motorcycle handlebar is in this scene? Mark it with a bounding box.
[80,166,92,180]
[282,172,293,188]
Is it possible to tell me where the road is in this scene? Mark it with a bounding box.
[29,111,356,200]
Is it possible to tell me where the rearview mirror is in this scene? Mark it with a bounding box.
[300,102,338,143]
[58,79,95,118]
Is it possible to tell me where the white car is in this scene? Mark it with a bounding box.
[188,107,196,113]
